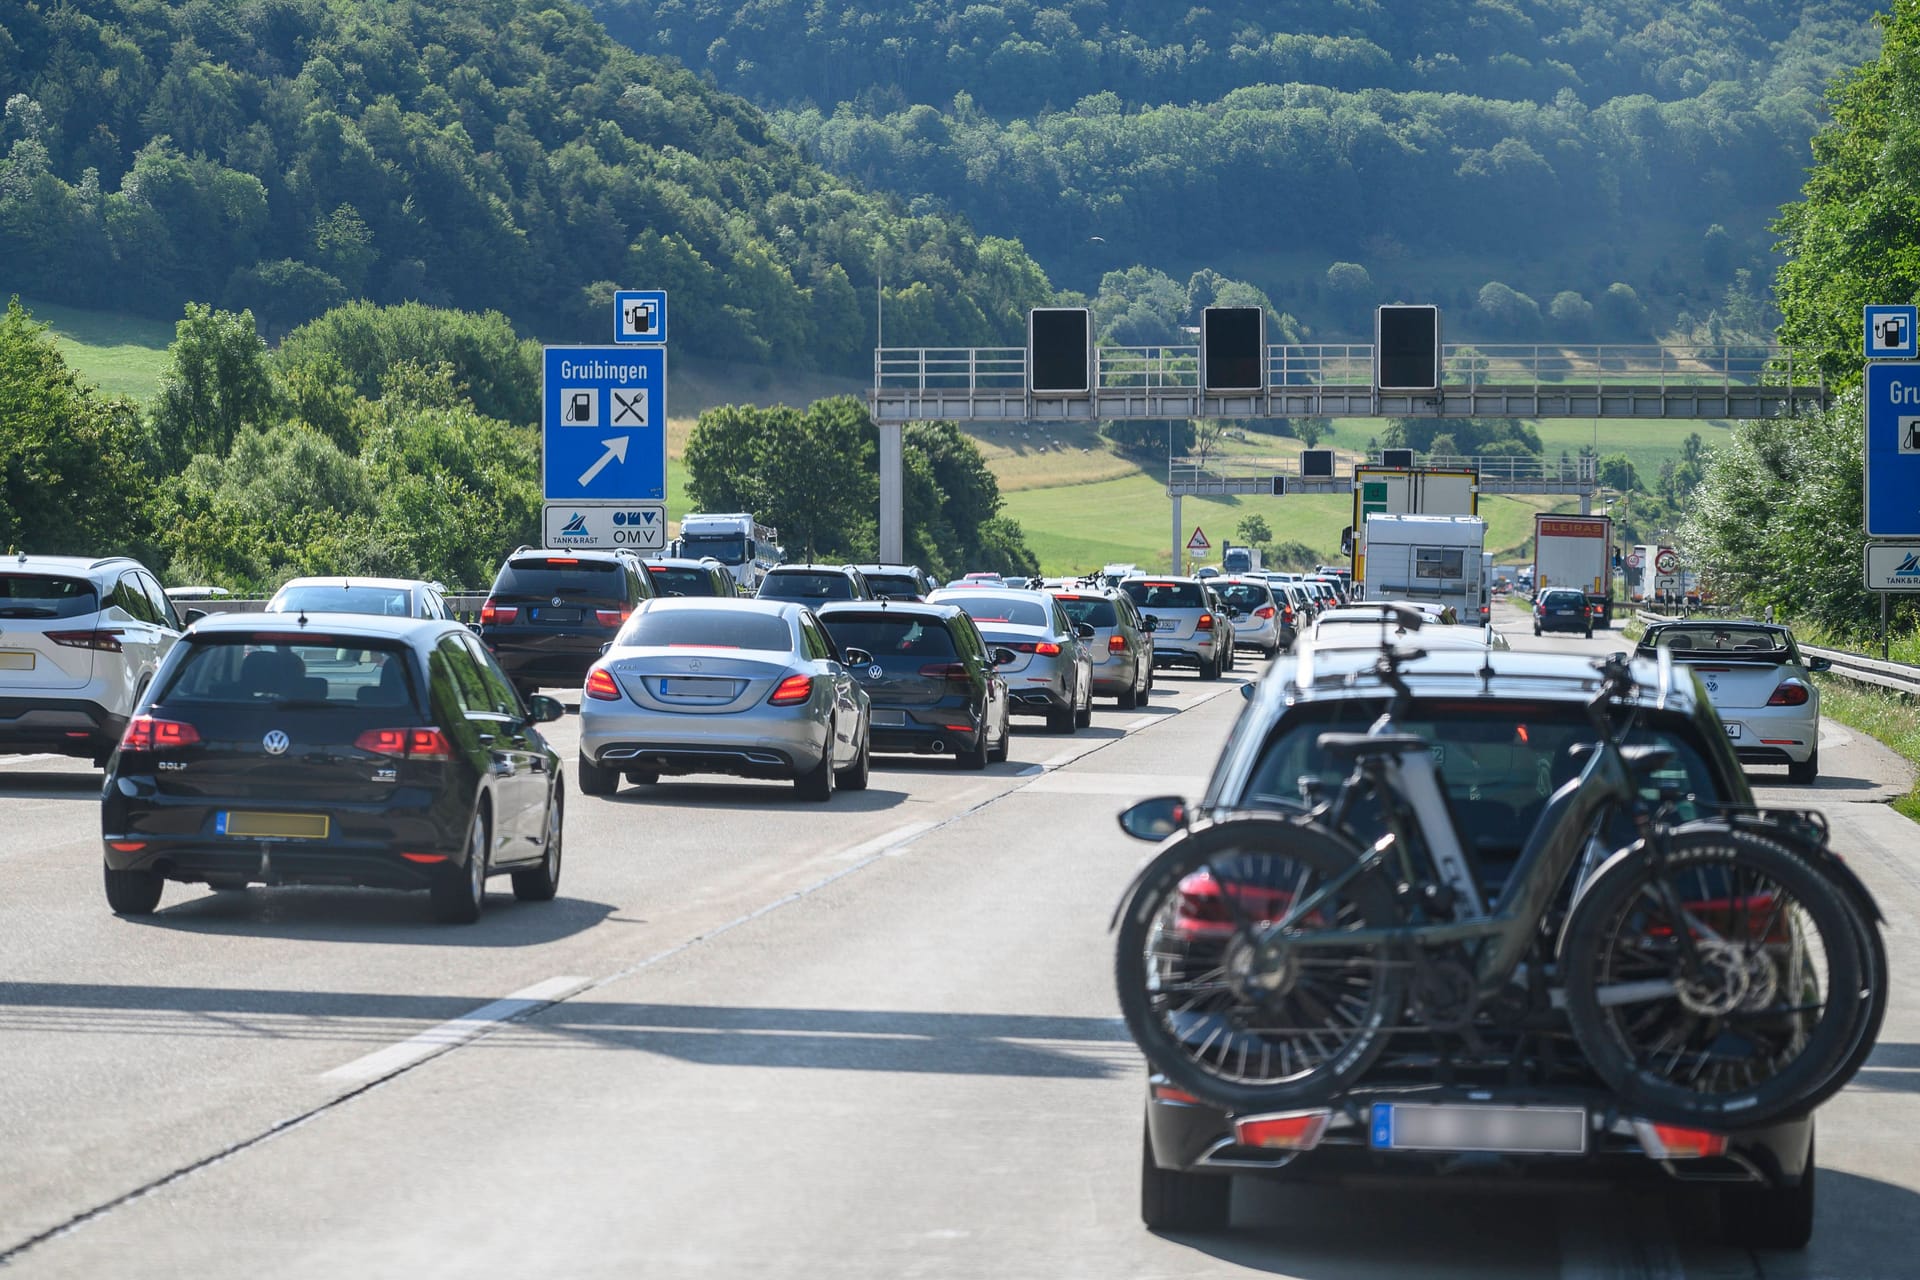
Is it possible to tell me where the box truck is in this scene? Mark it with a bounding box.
[675,512,783,593]
[1360,514,1488,623]
[1347,466,1479,587]
[1533,514,1614,629]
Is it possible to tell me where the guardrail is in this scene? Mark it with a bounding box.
[189,595,491,624]
[1635,611,1920,697]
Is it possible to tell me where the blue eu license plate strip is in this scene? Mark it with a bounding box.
[1370,1103,1587,1154]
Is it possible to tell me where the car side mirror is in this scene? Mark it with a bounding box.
[183,608,208,625]
[1074,622,1096,640]
[1808,656,1832,673]
[841,647,873,666]
[1117,795,1188,841]
[598,642,613,657]
[992,647,1018,666]
[1239,682,1255,701]
[524,694,566,723]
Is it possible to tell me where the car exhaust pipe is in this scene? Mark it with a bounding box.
[929,739,945,753]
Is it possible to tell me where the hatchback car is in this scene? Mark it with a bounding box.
[756,564,876,604]
[478,548,656,696]
[100,613,566,924]
[1210,576,1288,659]
[851,564,940,601]
[1049,586,1154,708]
[1118,577,1227,679]
[0,554,196,765]
[816,601,1012,767]
[266,576,450,620]
[577,599,873,800]
[927,588,1094,732]
[1636,619,1829,783]
[642,557,737,598]
[1534,586,1593,637]
[1125,647,1821,1245]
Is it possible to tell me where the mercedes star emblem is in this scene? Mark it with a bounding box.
[867,665,884,679]
[689,659,702,670]
[262,730,290,756]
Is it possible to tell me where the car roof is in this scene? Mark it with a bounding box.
[765,563,856,574]
[639,595,798,616]
[1119,574,1202,585]
[183,612,458,642]
[815,600,962,621]
[272,576,430,592]
[2,554,142,575]
[643,557,728,571]
[849,564,924,575]
[1260,646,1693,714]
[1303,624,1494,652]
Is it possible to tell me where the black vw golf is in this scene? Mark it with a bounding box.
[101,613,566,924]
[815,601,1013,769]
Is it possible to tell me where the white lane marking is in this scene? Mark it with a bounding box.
[831,820,937,863]
[1122,715,1157,732]
[0,753,63,767]
[1022,772,1208,797]
[319,975,589,1083]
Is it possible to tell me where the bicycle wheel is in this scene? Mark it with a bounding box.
[1113,815,1405,1113]
[1561,826,1866,1128]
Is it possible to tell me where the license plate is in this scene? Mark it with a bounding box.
[0,650,33,670]
[1725,724,1743,739]
[660,678,736,697]
[1155,620,1178,631]
[871,709,905,726]
[1370,1103,1587,1154]
[532,607,581,623]
[218,811,329,840]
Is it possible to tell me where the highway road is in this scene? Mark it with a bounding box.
[1,603,1915,1278]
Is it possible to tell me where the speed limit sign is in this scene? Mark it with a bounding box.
[1655,549,1680,575]
[1625,552,1644,569]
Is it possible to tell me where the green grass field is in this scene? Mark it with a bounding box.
[15,296,174,401]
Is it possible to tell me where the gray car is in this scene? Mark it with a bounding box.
[1210,575,1287,658]
[265,575,450,619]
[576,599,873,801]
[928,587,1094,732]
[1049,585,1154,708]
[1118,576,1228,679]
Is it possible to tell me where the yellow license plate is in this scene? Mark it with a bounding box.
[220,811,329,840]
[0,651,34,670]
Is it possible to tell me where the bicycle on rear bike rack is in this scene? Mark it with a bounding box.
[1112,642,1887,1128]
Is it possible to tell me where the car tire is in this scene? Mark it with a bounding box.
[104,864,164,916]
[1140,1119,1231,1232]
[1118,683,1138,710]
[1075,689,1092,729]
[838,726,872,790]
[576,750,620,796]
[206,878,250,893]
[1199,657,1219,681]
[989,721,1010,763]
[1533,624,1542,636]
[1718,1134,1814,1250]
[796,730,836,801]
[432,805,489,924]
[1788,748,1819,786]
[957,727,988,770]
[624,768,659,786]
[512,789,563,903]
[1047,703,1076,734]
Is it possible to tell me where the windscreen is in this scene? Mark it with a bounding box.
[0,574,99,619]
[269,585,412,616]
[1541,589,1587,606]
[864,574,924,600]
[1214,583,1270,610]
[622,609,793,651]
[158,639,420,710]
[760,572,855,600]
[681,533,747,565]
[1120,581,1204,610]
[495,558,623,599]
[817,614,957,658]
[1647,625,1792,659]
[1051,595,1118,627]
[943,595,1049,627]
[647,567,726,597]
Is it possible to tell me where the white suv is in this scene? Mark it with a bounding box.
[0,554,196,765]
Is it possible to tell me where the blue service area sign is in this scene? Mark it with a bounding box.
[542,345,666,502]
[1864,362,1920,537]
[1865,304,1918,360]
[614,290,667,344]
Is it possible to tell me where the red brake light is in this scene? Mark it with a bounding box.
[1109,634,1128,653]
[542,558,580,565]
[1254,605,1275,620]
[1234,1112,1332,1151]
[401,852,449,864]
[48,629,125,652]
[918,662,972,683]
[769,673,814,705]
[1633,1121,1729,1160]
[1282,606,1295,625]
[595,608,630,628]
[1768,681,1810,706]
[120,715,200,751]
[585,668,622,700]
[354,728,453,759]
[1055,593,1082,600]
[1034,641,1062,656]
[1197,613,1214,631]
[480,599,518,625]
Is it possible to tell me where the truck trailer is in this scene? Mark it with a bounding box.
[1533,513,1614,629]
[1359,514,1488,623]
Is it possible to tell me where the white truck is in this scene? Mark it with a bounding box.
[1222,544,1263,574]
[675,512,782,593]
[1359,514,1488,623]
[1533,513,1614,629]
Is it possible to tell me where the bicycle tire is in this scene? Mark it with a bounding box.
[1561,826,1866,1128]
[1113,814,1404,1113]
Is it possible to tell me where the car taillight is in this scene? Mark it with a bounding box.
[1197,613,1214,631]
[595,608,630,628]
[1631,1121,1729,1160]
[120,715,200,751]
[918,662,973,684]
[1234,1111,1333,1152]
[48,629,125,652]
[354,728,453,760]
[1109,634,1127,653]
[1768,680,1810,706]
[585,668,622,700]
[1034,641,1062,656]
[1282,606,1295,625]
[480,599,517,625]
[1254,605,1275,620]
[769,674,814,705]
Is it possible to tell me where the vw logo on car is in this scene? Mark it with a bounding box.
[867,664,884,680]
[262,730,290,756]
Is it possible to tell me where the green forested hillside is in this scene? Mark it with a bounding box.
[0,0,1054,368]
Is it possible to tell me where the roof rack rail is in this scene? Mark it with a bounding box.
[88,555,139,569]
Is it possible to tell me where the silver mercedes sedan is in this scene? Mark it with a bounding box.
[575,599,873,801]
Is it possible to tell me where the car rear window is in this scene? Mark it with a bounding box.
[493,558,624,600]
[622,609,793,651]
[1645,625,1792,661]
[158,638,420,709]
[1215,583,1270,610]
[0,574,99,619]
[865,574,925,599]
[646,566,726,597]
[268,585,413,616]
[760,572,855,600]
[943,595,1049,627]
[1051,594,1119,627]
[818,613,957,658]
[1542,590,1586,605]
[1120,581,1204,610]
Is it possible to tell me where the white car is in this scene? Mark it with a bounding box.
[1635,620,1827,783]
[265,576,451,619]
[0,554,195,765]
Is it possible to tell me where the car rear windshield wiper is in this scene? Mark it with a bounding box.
[269,698,341,710]
[0,606,60,618]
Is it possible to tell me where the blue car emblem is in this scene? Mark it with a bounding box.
[868,664,883,679]
[262,730,290,755]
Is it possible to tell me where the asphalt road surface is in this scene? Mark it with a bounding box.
[2,603,1915,1278]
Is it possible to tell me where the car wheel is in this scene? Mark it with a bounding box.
[432,804,489,924]
[1118,683,1138,710]
[1199,657,1219,681]
[512,788,563,903]
[1788,748,1819,786]
[1047,702,1076,734]
[838,725,872,790]
[576,750,620,797]
[624,768,659,786]
[1533,624,1542,636]
[206,878,251,893]
[957,726,988,770]
[796,728,836,801]
[1136,679,1150,706]
[989,721,1010,763]
[103,864,164,916]
[1074,689,1092,729]
[1140,1119,1230,1232]
[1719,1134,1814,1250]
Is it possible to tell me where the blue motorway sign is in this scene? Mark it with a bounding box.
[614,290,667,344]
[1865,362,1920,537]
[542,346,666,502]
[1866,304,1919,360]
